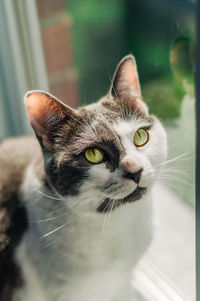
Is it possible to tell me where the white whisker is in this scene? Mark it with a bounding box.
[33,212,69,223]
[157,152,189,167]
[41,231,68,251]
[100,198,115,241]
[157,175,194,187]
[36,190,64,201]
[41,221,69,238]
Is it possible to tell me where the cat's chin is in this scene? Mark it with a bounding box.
[96,187,147,213]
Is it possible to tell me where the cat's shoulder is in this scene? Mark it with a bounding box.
[0,135,42,199]
[0,136,42,251]
[0,136,40,162]
[0,136,41,196]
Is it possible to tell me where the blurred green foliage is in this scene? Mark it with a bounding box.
[170,37,195,97]
[143,77,183,121]
[144,37,195,121]
[68,0,126,103]
[68,0,195,121]
[67,0,195,206]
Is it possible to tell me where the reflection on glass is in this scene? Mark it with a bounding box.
[69,0,195,299]
[0,0,196,300]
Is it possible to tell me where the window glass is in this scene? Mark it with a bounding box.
[68,0,195,299]
[0,0,195,300]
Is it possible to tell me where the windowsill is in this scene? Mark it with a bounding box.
[132,183,195,301]
[133,261,186,301]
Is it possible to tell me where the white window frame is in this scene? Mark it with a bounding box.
[195,0,200,299]
[0,0,48,137]
[0,0,197,299]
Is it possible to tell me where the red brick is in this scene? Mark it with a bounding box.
[36,0,78,107]
[50,79,78,108]
[36,0,65,20]
[41,21,72,76]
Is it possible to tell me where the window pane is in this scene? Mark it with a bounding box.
[0,0,195,300]
[69,0,195,299]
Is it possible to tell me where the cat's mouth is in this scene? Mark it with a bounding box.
[96,187,147,213]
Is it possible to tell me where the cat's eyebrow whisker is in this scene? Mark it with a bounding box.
[106,66,113,87]
[64,111,97,139]
[106,66,120,103]
[64,111,91,130]
[106,66,127,114]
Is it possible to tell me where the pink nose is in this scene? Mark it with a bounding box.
[121,159,136,173]
[121,159,143,184]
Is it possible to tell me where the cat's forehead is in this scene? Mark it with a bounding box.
[112,117,155,138]
[82,100,155,134]
[82,97,149,121]
[56,99,155,155]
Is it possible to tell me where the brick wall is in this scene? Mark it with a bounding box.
[36,0,78,107]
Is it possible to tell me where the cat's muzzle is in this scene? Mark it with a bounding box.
[96,187,147,213]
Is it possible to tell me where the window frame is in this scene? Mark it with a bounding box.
[195,0,200,299]
[0,0,49,138]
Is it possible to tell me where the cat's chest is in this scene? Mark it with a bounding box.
[15,192,153,301]
[24,189,153,261]
[36,195,153,274]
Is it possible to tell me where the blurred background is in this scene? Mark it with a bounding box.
[0,0,196,299]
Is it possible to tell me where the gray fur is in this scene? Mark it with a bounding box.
[0,55,167,301]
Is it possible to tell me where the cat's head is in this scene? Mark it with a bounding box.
[25,55,167,213]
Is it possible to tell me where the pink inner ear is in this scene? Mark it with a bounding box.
[25,92,55,137]
[121,59,141,95]
[26,93,46,120]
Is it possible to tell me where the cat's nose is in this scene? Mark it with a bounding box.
[121,159,143,184]
[123,168,143,184]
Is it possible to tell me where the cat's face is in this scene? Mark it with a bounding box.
[25,55,167,213]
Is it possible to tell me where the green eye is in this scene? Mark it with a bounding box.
[134,128,149,147]
[85,148,104,164]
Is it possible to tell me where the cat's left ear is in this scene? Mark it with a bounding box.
[24,90,77,150]
[109,55,148,114]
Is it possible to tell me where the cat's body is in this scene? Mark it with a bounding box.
[0,55,167,301]
[15,160,153,301]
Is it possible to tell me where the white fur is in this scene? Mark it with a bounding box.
[14,117,167,301]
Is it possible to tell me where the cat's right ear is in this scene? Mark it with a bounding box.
[109,55,148,115]
[24,91,76,149]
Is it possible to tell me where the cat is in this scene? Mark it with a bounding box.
[0,55,167,301]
